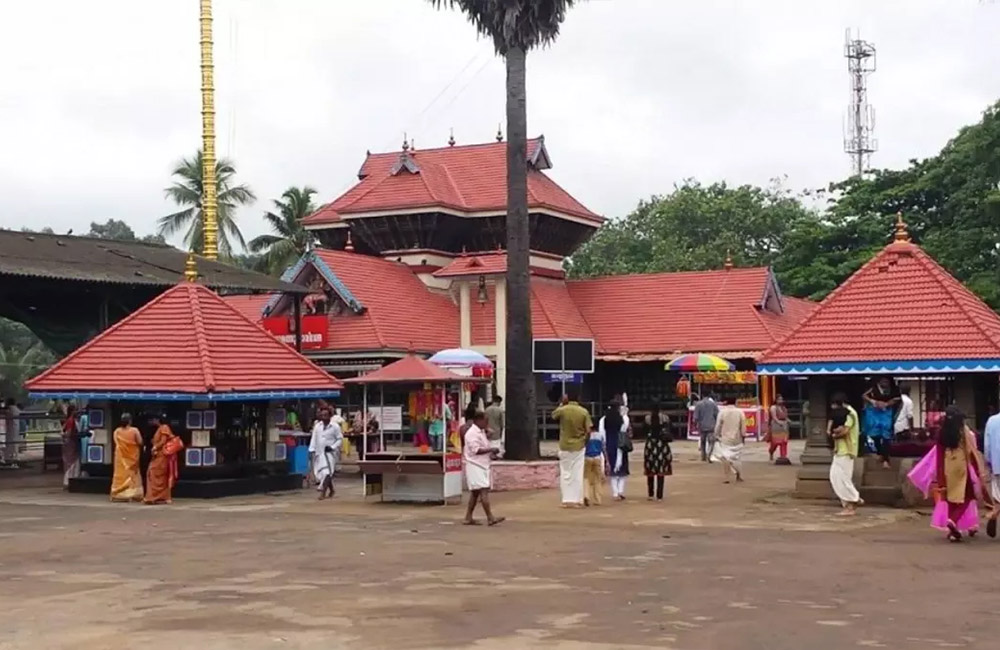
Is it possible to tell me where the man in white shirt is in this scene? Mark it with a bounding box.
[309,407,343,500]
[894,386,914,436]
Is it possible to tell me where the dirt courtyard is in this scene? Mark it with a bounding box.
[0,446,996,650]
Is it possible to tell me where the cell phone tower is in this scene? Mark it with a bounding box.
[843,29,877,177]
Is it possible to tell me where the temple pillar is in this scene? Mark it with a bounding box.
[795,377,837,499]
[459,281,471,349]
[494,278,507,401]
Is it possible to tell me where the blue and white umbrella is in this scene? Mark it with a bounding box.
[428,348,493,369]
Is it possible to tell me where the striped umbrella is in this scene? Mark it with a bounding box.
[665,353,734,372]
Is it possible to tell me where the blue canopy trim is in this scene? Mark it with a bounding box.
[757,359,1000,376]
[28,390,340,402]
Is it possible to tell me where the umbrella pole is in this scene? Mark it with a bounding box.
[362,385,368,498]
[379,383,385,451]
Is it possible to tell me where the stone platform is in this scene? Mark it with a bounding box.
[491,459,559,491]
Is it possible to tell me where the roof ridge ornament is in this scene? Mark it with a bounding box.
[723,250,734,270]
[894,211,911,243]
[184,251,199,282]
[448,128,456,147]
[345,230,355,253]
[496,123,503,142]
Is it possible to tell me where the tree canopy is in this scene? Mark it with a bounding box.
[248,186,318,275]
[87,219,165,244]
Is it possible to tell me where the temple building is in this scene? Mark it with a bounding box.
[226,136,813,419]
[758,216,1000,502]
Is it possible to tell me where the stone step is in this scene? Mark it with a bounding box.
[863,456,903,472]
[859,485,902,507]
[862,468,900,488]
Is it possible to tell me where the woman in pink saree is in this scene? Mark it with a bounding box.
[907,406,990,542]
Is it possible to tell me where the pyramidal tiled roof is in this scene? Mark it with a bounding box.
[27,282,342,398]
[758,236,1000,374]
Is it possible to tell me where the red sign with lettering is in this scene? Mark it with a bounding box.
[444,453,463,473]
[261,315,328,350]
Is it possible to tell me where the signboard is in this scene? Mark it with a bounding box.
[261,315,328,350]
[543,372,583,384]
[692,371,757,385]
[444,452,463,473]
[532,339,594,374]
[367,406,403,432]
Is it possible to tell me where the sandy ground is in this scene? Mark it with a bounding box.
[0,441,996,650]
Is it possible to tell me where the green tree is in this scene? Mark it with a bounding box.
[430,0,578,461]
[568,180,818,279]
[0,318,55,400]
[158,150,255,257]
[87,219,166,244]
[248,186,318,275]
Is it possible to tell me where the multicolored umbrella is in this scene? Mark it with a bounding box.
[665,353,734,372]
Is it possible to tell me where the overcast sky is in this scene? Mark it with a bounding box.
[1,0,998,245]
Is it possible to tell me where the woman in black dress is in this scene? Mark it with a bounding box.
[644,403,673,501]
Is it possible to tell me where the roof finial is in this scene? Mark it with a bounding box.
[402,133,409,152]
[496,123,503,142]
[448,128,456,147]
[345,229,355,253]
[410,138,415,152]
[184,251,198,282]
[894,211,911,242]
[723,250,734,270]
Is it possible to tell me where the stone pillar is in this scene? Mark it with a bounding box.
[494,278,508,401]
[795,377,836,499]
[459,281,471,349]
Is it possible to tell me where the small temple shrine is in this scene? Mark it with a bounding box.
[224,135,814,430]
[26,258,342,497]
[758,215,1000,503]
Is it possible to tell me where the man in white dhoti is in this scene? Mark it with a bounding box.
[462,410,504,526]
[713,399,746,483]
[551,386,593,508]
[828,393,863,516]
[309,407,343,500]
[983,409,1000,538]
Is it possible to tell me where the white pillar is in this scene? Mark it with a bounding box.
[459,281,471,349]
[494,278,508,402]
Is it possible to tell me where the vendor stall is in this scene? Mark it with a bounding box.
[348,354,489,504]
[684,371,762,441]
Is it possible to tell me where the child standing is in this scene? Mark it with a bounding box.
[584,424,606,506]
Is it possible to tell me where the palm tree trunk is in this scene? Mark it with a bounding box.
[503,45,538,461]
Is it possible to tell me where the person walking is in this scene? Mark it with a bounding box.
[462,410,503,526]
[601,396,630,500]
[110,414,144,502]
[551,386,592,508]
[714,399,746,483]
[583,419,606,506]
[309,407,343,500]
[144,415,182,505]
[767,394,791,463]
[693,393,719,462]
[983,408,1000,538]
[828,393,863,516]
[643,404,672,501]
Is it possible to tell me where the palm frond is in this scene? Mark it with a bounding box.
[248,234,284,253]
[157,208,197,237]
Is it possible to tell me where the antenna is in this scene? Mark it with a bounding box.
[843,29,877,177]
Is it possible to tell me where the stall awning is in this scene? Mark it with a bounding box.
[758,359,1000,376]
[344,354,489,385]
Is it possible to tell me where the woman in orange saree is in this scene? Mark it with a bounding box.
[145,416,180,504]
[110,413,144,502]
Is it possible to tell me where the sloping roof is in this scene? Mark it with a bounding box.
[758,239,1000,374]
[567,267,811,358]
[344,354,473,384]
[469,278,596,346]
[311,249,459,353]
[303,138,602,226]
[27,282,342,398]
[434,252,508,278]
[0,229,306,294]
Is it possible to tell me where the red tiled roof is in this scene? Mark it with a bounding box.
[224,294,272,322]
[567,267,812,357]
[303,139,602,226]
[311,249,459,353]
[344,354,472,384]
[469,278,596,346]
[434,253,508,278]
[27,283,342,394]
[759,240,1000,364]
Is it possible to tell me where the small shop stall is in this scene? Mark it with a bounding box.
[24,268,342,498]
[348,354,489,504]
[666,354,762,442]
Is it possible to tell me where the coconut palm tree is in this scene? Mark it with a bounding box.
[248,186,319,275]
[0,341,54,400]
[158,150,255,257]
[428,0,578,461]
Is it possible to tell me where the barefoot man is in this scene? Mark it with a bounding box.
[463,410,504,526]
[828,393,863,516]
[983,407,1000,538]
[309,407,343,500]
[551,386,593,508]
[714,398,746,483]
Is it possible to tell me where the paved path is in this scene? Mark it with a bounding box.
[1,445,992,650]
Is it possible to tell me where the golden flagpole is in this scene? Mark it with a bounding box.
[199,0,219,260]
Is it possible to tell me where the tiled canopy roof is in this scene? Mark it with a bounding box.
[344,354,475,384]
[758,238,1000,374]
[27,282,342,399]
[303,138,602,226]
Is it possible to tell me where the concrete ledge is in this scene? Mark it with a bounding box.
[491,460,558,491]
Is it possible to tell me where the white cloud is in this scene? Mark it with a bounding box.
[0,0,998,243]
